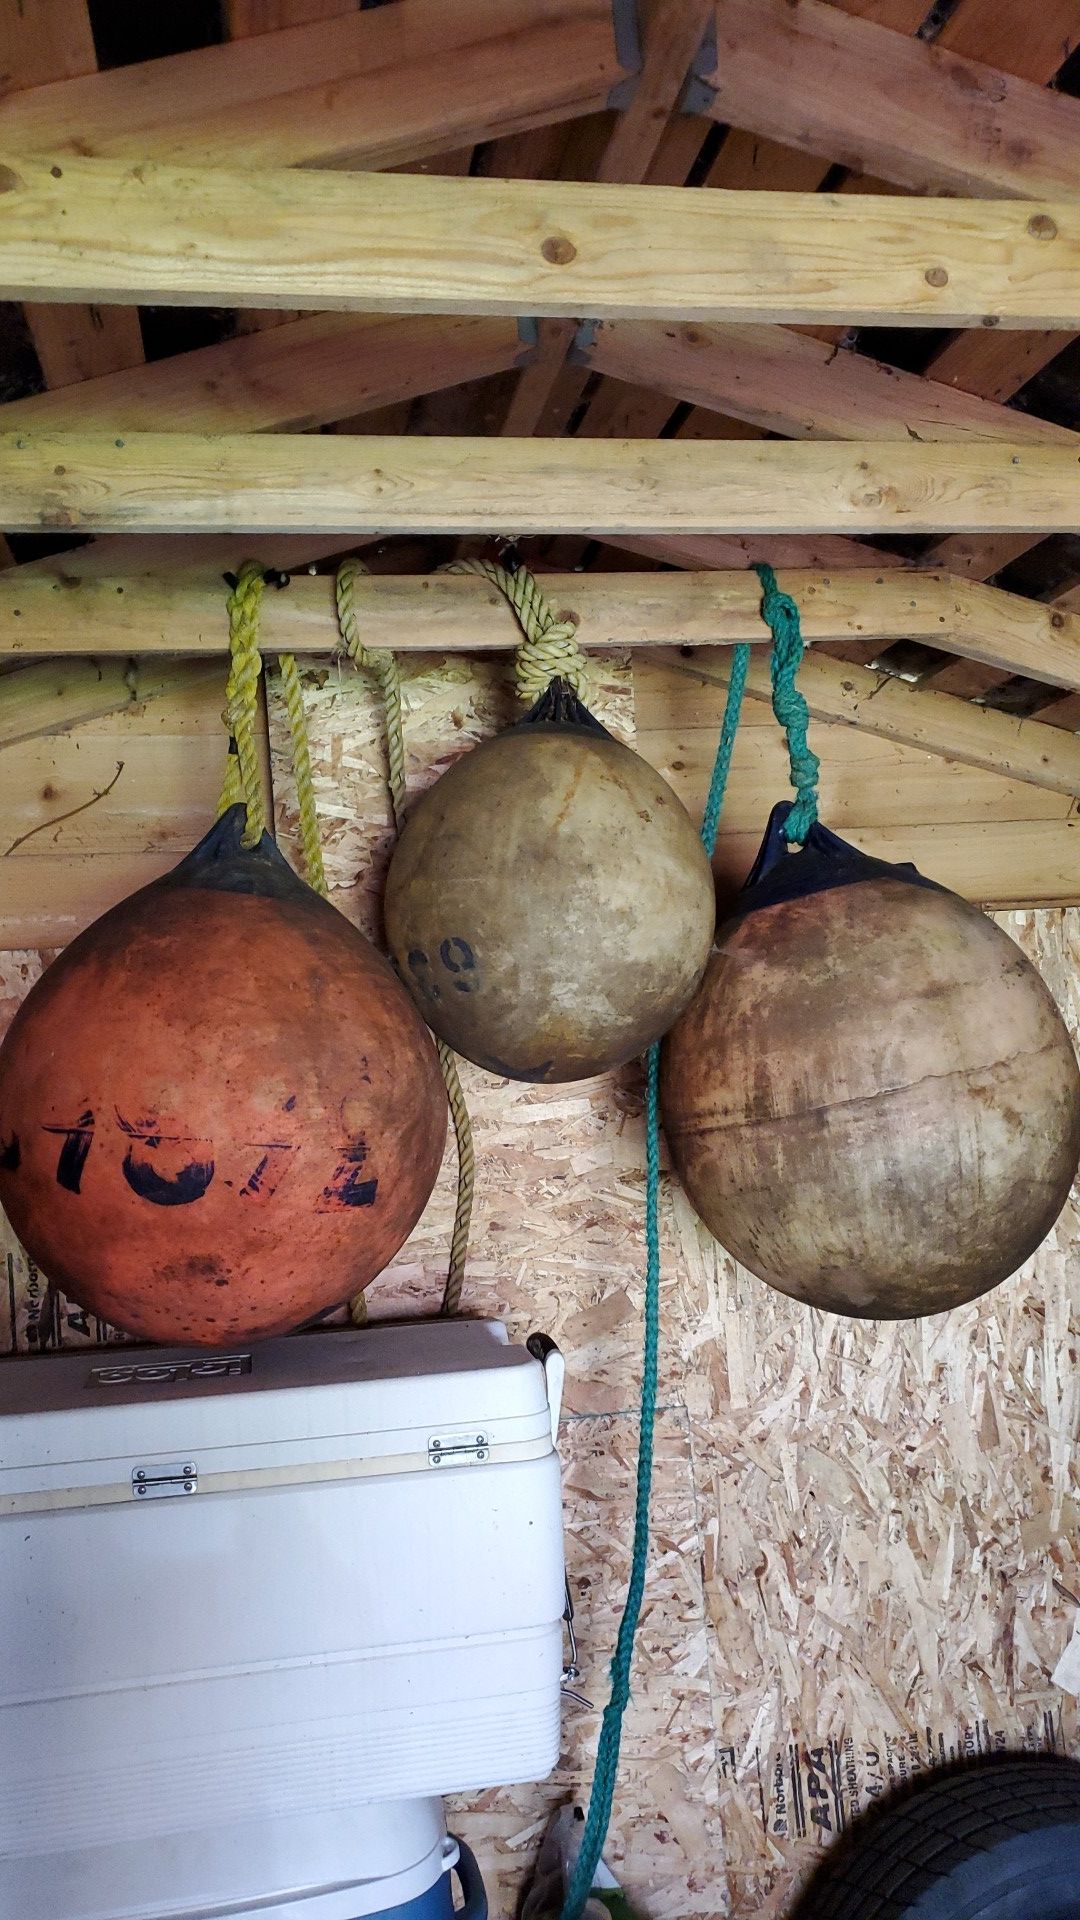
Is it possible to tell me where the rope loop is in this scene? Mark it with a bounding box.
[754,562,820,845]
[218,559,269,847]
[333,558,475,1318]
[442,558,591,705]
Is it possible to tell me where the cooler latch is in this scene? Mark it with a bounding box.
[428,1431,490,1467]
[131,1461,198,1499]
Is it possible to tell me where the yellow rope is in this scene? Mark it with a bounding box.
[335,559,475,1318]
[442,557,590,704]
[217,561,269,845]
[277,650,328,899]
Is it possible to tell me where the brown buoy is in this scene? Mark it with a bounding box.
[661,805,1080,1318]
[0,808,447,1345]
[384,681,716,1082]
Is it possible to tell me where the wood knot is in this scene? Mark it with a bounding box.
[541,235,577,266]
[1027,214,1058,241]
[0,165,21,194]
[924,267,949,288]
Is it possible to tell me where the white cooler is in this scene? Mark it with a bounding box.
[0,1319,567,1920]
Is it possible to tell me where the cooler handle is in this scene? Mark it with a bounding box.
[449,1838,488,1920]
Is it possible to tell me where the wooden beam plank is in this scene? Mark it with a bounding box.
[657,646,1080,797]
[0,566,936,657]
[0,0,627,173]
[606,533,908,570]
[596,0,713,185]
[4,1,146,395]
[2,568,1078,692]
[700,0,1080,201]
[0,658,218,748]
[4,433,1080,538]
[577,318,1080,445]
[0,0,96,84]
[4,577,1076,794]
[934,0,1080,84]
[5,157,1080,326]
[0,314,532,434]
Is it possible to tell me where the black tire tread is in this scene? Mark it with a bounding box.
[794,1755,1080,1920]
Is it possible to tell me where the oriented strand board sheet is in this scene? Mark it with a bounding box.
[0,644,1078,1919]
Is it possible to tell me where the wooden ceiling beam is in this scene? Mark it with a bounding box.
[2,567,1078,690]
[4,433,1080,538]
[606,533,908,571]
[698,0,1080,201]
[496,0,714,437]
[6,158,1080,326]
[6,0,146,395]
[0,314,533,435]
[0,0,628,172]
[575,318,1080,447]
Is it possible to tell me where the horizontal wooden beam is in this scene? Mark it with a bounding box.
[3,571,1078,804]
[0,0,627,171]
[4,156,1080,326]
[4,433,1080,538]
[700,0,1080,202]
[658,648,1080,799]
[0,314,532,434]
[2,567,1078,692]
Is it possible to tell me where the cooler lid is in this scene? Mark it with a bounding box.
[0,1319,554,1497]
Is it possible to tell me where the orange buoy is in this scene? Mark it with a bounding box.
[384,682,716,1082]
[0,808,447,1345]
[661,806,1080,1318]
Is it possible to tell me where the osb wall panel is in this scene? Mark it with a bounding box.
[1,646,1078,1920]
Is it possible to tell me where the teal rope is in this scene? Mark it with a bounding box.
[754,563,820,845]
[559,643,751,1920]
[701,642,751,855]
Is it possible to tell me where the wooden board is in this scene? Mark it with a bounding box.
[4,156,1080,325]
[3,566,1080,699]
[4,433,1080,537]
[702,0,1080,200]
[0,314,532,434]
[578,319,1080,446]
[0,0,627,171]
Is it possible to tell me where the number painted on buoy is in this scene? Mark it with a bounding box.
[37,1109,378,1213]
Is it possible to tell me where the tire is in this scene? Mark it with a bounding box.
[793,1754,1080,1920]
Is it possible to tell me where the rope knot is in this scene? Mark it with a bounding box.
[755,562,820,845]
[442,558,591,705]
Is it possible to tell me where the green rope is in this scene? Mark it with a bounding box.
[559,643,752,1920]
[755,563,820,845]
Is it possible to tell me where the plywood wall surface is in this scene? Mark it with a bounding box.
[0,656,1077,1920]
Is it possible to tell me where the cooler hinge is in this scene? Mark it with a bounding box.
[132,1460,198,1499]
[428,1431,490,1467]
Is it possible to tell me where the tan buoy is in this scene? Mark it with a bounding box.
[384,681,716,1082]
[661,805,1080,1318]
[0,808,447,1346]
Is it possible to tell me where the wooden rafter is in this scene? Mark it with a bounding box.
[4,433,1080,538]
[576,320,1080,448]
[4,158,1080,326]
[654,648,1080,799]
[0,314,534,434]
[700,0,1080,200]
[0,0,629,171]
